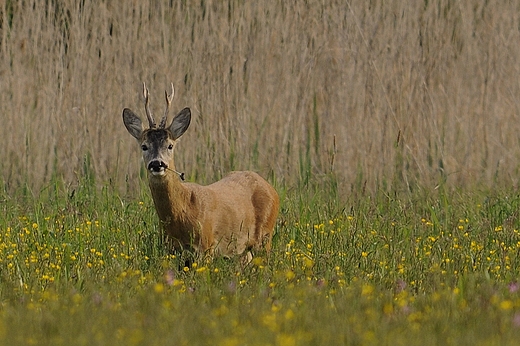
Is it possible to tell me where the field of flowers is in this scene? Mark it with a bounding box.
[1,179,520,345]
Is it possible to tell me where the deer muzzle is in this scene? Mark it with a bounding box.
[148,160,168,175]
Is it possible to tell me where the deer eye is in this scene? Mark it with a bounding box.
[168,144,174,150]
[141,144,148,151]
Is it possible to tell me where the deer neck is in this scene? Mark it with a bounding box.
[148,171,192,227]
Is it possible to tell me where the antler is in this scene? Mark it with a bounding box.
[143,82,156,128]
[159,83,175,128]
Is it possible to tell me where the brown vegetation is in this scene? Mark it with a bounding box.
[1,1,520,194]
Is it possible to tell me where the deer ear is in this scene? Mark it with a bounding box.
[169,107,191,140]
[123,108,144,140]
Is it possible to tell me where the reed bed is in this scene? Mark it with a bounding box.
[1,1,519,194]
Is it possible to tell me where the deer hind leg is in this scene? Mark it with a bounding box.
[251,187,279,253]
[261,202,278,252]
[263,186,280,253]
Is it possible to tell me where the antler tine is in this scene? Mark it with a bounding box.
[159,83,175,128]
[143,82,156,128]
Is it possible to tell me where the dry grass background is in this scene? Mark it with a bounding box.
[1,0,520,195]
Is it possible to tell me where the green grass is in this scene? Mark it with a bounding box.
[2,179,520,345]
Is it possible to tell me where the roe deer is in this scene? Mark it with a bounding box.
[122,83,279,261]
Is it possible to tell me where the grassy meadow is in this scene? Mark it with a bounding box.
[2,0,520,345]
[4,181,520,344]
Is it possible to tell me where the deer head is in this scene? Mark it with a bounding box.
[122,83,191,176]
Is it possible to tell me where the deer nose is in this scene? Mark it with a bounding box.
[148,160,168,172]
